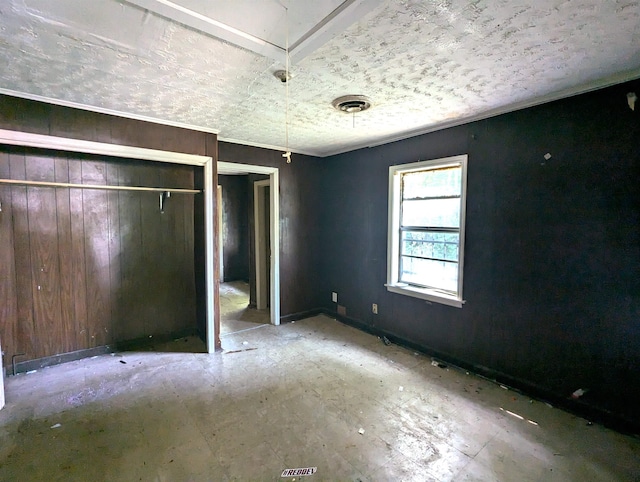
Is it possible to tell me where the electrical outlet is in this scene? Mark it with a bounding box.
[332,292,338,303]
[372,303,378,314]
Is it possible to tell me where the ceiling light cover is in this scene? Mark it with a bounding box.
[332,95,372,113]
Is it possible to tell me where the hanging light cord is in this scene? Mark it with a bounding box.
[282,5,292,163]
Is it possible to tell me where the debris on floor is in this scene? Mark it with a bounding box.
[242,341,249,345]
[224,348,258,354]
[381,336,391,346]
[571,388,588,399]
[431,360,447,369]
[50,423,61,429]
[358,428,365,435]
[399,386,404,391]
[119,360,127,364]
[26,370,37,374]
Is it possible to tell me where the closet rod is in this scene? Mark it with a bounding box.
[0,178,201,194]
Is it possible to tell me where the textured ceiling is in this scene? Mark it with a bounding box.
[1,0,639,157]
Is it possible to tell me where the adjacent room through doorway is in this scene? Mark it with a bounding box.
[217,162,280,338]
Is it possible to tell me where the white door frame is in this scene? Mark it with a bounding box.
[217,185,224,282]
[254,179,270,310]
[0,337,4,410]
[0,129,218,355]
[217,162,280,326]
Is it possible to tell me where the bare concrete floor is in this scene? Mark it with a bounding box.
[220,280,270,336]
[1,315,639,481]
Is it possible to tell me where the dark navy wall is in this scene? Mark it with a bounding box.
[319,80,640,429]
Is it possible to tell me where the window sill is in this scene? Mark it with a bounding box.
[386,283,464,308]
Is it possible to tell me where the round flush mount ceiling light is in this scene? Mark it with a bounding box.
[332,95,372,113]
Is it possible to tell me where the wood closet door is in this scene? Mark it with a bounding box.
[9,150,79,360]
[1,148,102,365]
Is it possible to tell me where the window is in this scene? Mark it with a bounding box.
[387,155,468,307]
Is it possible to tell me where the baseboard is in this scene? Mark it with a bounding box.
[113,328,198,351]
[321,308,640,436]
[5,345,113,377]
[279,308,324,324]
[4,328,199,377]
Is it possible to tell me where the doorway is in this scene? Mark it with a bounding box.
[217,162,280,336]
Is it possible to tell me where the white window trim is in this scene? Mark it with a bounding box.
[386,154,468,308]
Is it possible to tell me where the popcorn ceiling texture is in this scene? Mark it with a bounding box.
[1,0,639,156]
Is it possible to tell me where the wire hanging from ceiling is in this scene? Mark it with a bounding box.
[282,4,292,164]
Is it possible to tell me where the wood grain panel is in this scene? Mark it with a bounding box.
[81,158,111,348]
[161,166,186,334]
[106,161,121,345]
[182,169,197,331]
[9,150,36,359]
[0,150,18,369]
[68,158,89,349]
[25,153,64,358]
[1,95,210,369]
[118,165,145,341]
[218,175,249,282]
[53,155,76,353]
[139,163,163,336]
[0,97,50,135]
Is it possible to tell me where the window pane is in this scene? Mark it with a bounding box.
[402,166,461,199]
[402,231,459,261]
[401,198,460,228]
[400,256,458,292]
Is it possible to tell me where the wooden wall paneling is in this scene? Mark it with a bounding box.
[246,174,269,307]
[49,107,105,144]
[0,150,18,371]
[1,95,209,358]
[68,157,89,349]
[218,175,250,282]
[53,154,76,353]
[139,163,163,336]
[166,165,195,333]
[170,169,185,332]
[118,164,144,341]
[182,168,197,331]
[106,160,121,345]
[152,161,179,334]
[153,162,176,335]
[24,151,64,359]
[193,168,206,340]
[80,157,111,348]
[0,97,50,135]
[166,164,186,334]
[9,150,36,359]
